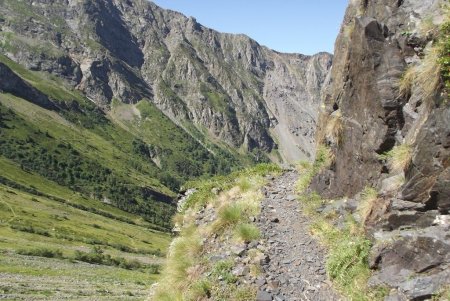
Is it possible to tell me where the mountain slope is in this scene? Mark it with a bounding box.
[0,0,331,162]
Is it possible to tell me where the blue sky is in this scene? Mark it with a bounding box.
[151,0,349,55]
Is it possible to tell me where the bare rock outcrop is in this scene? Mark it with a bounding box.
[313,0,450,298]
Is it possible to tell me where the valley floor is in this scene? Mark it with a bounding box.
[256,171,340,301]
[0,252,158,300]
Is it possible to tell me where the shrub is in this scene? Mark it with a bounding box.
[148,264,161,274]
[73,247,144,270]
[17,248,63,258]
[10,224,51,237]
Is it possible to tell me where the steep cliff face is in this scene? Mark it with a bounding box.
[314,0,450,298]
[0,0,331,162]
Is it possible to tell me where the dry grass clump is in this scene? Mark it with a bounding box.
[398,66,417,98]
[397,49,440,102]
[399,10,448,102]
[153,228,203,300]
[379,144,413,172]
[211,187,262,234]
[357,187,379,224]
[235,189,262,217]
[419,16,440,38]
[416,47,441,101]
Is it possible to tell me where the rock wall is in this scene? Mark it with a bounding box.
[313,0,450,298]
[0,0,332,162]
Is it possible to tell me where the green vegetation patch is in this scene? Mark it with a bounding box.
[183,163,281,210]
[200,82,237,119]
[438,8,450,91]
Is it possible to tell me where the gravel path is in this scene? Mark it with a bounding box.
[256,171,341,301]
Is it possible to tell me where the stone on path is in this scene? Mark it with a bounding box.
[256,290,273,301]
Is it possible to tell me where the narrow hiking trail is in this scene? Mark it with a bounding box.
[256,171,340,301]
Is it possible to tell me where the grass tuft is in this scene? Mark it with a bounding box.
[211,260,238,284]
[216,204,242,228]
[310,217,381,300]
[234,223,260,242]
[232,285,257,301]
[160,231,202,288]
[298,188,386,300]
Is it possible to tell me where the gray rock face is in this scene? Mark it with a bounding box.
[0,0,332,162]
[312,0,450,298]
